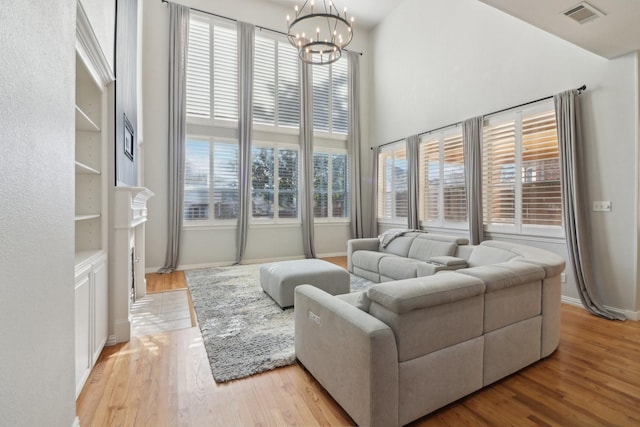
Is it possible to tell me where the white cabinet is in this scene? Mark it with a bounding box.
[74,253,108,397]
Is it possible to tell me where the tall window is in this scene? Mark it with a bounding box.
[418,129,467,227]
[313,151,349,219]
[377,142,408,222]
[313,57,348,135]
[186,14,237,122]
[184,138,238,222]
[483,102,561,233]
[253,36,299,128]
[251,144,299,221]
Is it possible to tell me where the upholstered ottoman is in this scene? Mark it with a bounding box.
[260,259,350,308]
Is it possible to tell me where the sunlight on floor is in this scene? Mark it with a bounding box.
[130,290,192,337]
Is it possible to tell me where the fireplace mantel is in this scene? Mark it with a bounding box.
[114,186,154,228]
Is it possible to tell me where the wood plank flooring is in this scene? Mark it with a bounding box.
[77,259,640,426]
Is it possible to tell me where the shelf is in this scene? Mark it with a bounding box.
[75,249,105,269]
[75,105,100,132]
[75,214,101,222]
[75,161,101,175]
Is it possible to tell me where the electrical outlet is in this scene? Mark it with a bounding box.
[560,272,566,284]
[592,201,611,212]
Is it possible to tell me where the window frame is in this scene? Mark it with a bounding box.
[482,100,564,238]
[377,141,408,225]
[312,57,349,140]
[312,147,350,223]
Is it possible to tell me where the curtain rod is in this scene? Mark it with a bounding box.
[371,84,586,151]
[161,0,363,56]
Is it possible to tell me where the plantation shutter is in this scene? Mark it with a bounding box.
[331,57,348,134]
[251,147,275,218]
[184,140,210,220]
[278,148,298,219]
[213,25,237,121]
[521,110,562,226]
[186,17,210,118]
[376,143,408,220]
[313,65,330,132]
[212,142,239,220]
[313,153,329,217]
[483,118,516,225]
[419,138,440,223]
[443,133,467,223]
[253,36,276,125]
[332,153,348,217]
[278,41,300,128]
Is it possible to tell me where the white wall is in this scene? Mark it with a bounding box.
[80,0,117,69]
[142,0,371,269]
[0,2,77,426]
[368,0,639,316]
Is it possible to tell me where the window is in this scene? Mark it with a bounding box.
[184,138,238,222]
[313,151,349,219]
[313,57,348,135]
[418,129,467,227]
[186,14,237,122]
[251,144,299,221]
[483,102,561,233]
[377,142,408,222]
[253,36,300,128]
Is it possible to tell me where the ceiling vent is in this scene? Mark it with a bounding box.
[563,2,605,24]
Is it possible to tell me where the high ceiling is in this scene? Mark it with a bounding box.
[479,0,640,58]
[270,0,640,59]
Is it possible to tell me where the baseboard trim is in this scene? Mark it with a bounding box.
[106,334,117,346]
[561,296,638,321]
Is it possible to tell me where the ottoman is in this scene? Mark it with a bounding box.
[260,259,350,308]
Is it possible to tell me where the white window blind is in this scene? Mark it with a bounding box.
[521,110,561,226]
[313,57,348,135]
[278,148,298,218]
[186,17,210,119]
[483,102,561,232]
[184,138,239,222]
[377,143,408,221]
[313,153,329,217]
[186,14,237,122]
[312,151,349,219]
[331,153,349,218]
[253,36,300,128]
[418,129,466,227]
[252,146,275,218]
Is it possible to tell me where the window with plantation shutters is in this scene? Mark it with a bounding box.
[377,142,408,222]
[184,138,239,222]
[185,14,237,122]
[418,129,466,227]
[251,144,300,221]
[313,150,349,219]
[253,35,300,128]
[483,101,562,234]
[313,57,348,135]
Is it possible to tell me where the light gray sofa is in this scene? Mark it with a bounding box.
[295,239,565,427]
[348,232,471,282]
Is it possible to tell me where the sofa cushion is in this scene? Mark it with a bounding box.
[378,256,423,280]
[467,245,520,267]
[407,238,456,262]
[428,256,467,267]
[456,261,545,292]
[351,250,390,273]
[367,273,485,314]
[379,234,417,257]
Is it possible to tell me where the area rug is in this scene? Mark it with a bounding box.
[185,263,375,383]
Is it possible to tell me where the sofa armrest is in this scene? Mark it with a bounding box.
[347,238,381,272]
[295,285,399,427]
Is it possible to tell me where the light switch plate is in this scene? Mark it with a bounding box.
[592,201,611,212]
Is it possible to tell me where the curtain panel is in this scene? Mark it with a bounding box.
[300,63,316,258]
[159,3,189,273]
[347,52,364,239]
[463,116,484,245]
[406,135,420,230]
[555,90,624,320]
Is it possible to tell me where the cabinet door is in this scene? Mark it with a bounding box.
[92,255,108,364]
[75,267,92,397]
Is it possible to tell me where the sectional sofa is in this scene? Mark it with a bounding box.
[294,235,565,427]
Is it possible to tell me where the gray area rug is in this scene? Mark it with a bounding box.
[185,263,374,383]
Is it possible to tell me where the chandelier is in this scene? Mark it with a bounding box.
[286,0,354,65]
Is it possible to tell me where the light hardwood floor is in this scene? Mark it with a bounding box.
[77,259,640,426]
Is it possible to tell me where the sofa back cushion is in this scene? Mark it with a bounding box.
[379,234,417,257]
[407,238,456,262]
[467,245,519,267]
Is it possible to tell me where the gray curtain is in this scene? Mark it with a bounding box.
[300,62,315,258]
[406,135,420,230]
[235,22,255,264]
[158,3,189,273]
[554,90,625,320]
[370,146,380,237]
[347,52,364,238]
[463,116,484,245]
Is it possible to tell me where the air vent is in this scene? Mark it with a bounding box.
[563,2,605,24]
